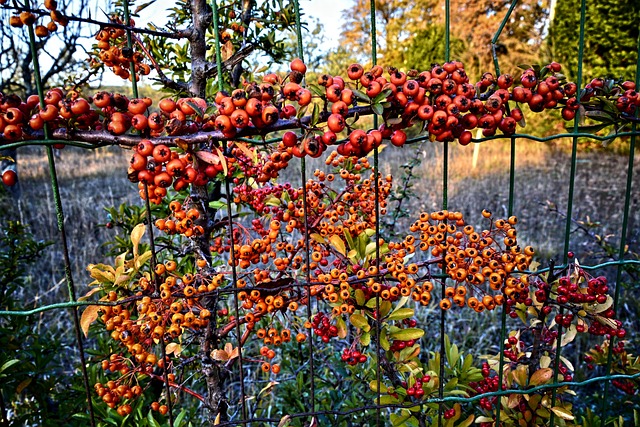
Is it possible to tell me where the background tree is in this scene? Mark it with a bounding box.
[547,0,640,82]
[329,0,548,79]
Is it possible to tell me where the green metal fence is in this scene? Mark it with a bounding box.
[0,0,639,426]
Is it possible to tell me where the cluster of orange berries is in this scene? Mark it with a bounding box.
[129,140,211,204]
[404,210,533,311]
[94,371,142,413]
[7,0,68,36]
[93,265,224,408]
[93,16,150,81]
[154,200,205,237]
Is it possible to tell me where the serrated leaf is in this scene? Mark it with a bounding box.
[387,308,414,321]
[390,328,424,341]
[80,305,100,338]
[551,406,574,420]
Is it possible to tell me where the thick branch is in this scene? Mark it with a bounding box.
[188,0,213,97]
[47,106,373,147]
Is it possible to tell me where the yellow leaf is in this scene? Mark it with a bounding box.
[130,223,145,257]
[213,146,228,176]
[310,233,326,244]
[234,142,258,163]
[166,342,182,356]
[214,413,221,425]
[78,287,102,301]
[328,235,346,256]
[550,406,574,420]
[80,305,100,338]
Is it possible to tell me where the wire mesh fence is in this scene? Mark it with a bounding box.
[0,0,639,426]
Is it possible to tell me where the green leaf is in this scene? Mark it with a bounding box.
[371,103,384,116]
[0,359,20,374]
[390,328,424,341]
[310,103,320,127]
[369,380,388,393]
[360,331,371,346]
[355,289,366,306]
[377,395,399,405]
[387,308,414,321]
[380,329,390,351]
[328,235,346,256]
[147,411,162,427]
[350,313,370,331]
[352,88,369,102]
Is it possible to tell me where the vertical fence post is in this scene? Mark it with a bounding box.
[23,1,96,424]
[291,1,317,421]
[600,27,640,427]
[438,2,451,425]
[489,2,518,425]
[550,0,587,425]
[367,1,383,425]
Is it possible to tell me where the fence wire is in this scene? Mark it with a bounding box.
[0,0,639,426]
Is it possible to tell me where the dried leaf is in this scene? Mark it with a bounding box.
[195,150,221,165]
[213,146,228,176]
[530,367,553,386]
[80,305,100,338]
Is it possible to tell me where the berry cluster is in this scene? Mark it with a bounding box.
[93,17,151,81]
[312,312,338,343]
[154,200,204,237]
[469,362,499,410]
[129,140,209,204]
[401,374,431,398]
[7,0,68,36]
[341,348,367,365]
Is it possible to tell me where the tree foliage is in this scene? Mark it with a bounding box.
[547,0,640,82]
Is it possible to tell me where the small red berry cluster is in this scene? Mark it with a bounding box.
[312,312,338,343]
[401,374,430,398]
[341,348,367,365]
[469,362,499,410]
